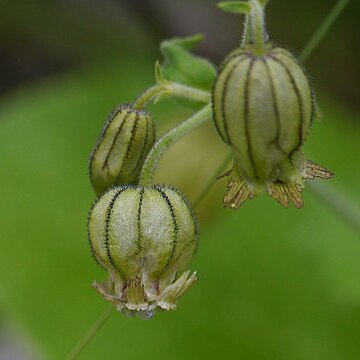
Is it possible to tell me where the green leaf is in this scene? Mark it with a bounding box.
[160,35,216,92]
[217,1,251,14]
[155,60,166,85]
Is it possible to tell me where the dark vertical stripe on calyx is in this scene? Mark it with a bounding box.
[217,56,249,144]
[270,56,304,153]
[155,187,178,272]
[127,187,144,259]
[104,187,127,275]
[173,188,198,262]
[101,107,132,171]
[244,58,258,180]
[89,105,124,171]
[87,203,106,269]
[262,58,285,153]
[131,114,150,176]
[115,111,140,183]
[218,49,249,72]
[274,48,315,126]
[136,187,144,255]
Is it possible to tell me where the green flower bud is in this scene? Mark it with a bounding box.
[213,46,333,209]
[88,185,198,318]
[214,46,313,179]
[89,105,156,195]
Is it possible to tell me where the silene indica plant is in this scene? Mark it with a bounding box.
[87,0,333,319]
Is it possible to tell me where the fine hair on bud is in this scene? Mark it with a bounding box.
[214,46,314,182]
[88,185,198,318]
[89,105,156,195]
[213,46,333,209]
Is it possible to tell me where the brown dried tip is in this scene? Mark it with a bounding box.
[305,160,334,180]
[267,182,304,209]
[221,159,334,210]
[223,177,254,209]
[93,281,122,306]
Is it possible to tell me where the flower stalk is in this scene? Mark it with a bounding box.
[133,82,211,110]
[249,0,268,54]
[139,104,212,187]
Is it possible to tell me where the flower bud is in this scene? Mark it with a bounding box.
[88,185,198,318]
[213,46,333,208]
[89,105,156,195]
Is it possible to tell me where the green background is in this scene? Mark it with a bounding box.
[0,0,359,359]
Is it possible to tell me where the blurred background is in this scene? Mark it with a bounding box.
[0,0,359,359]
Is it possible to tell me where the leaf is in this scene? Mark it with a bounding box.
[155,60,166,85]
[160,35,216,92]
[217,1,251,14]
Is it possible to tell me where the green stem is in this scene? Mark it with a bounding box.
[133,83,211,110]
[308,182,360,235]
[139,104,212,187]
[65,306,115,360]
[193,154,232,207]
[133,86,163,110]
[300,0,350,62]
[241,14,251,47]
[249,0,267,54]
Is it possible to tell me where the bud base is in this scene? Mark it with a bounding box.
[93,270,197,318]
[222,157,333,209]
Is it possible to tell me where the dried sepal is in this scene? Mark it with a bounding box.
[304,159,334,180]
[221,154,333,209]
[267,182,304,209]
[223,174,254,209]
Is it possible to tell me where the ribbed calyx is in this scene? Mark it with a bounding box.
[89,105,156,195]
[88,185,198,318]
[213,46,333,209]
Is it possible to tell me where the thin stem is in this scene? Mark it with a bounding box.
[250,0,267,54]
[133,86,163,110]
[300,0,350,62]
[308,182,360,235]
[66,305,115,360]
[133,82,211,110]
[139,104,212,187]
[193,154,232,208]
[241,14,251,47]
[169,83,211,103]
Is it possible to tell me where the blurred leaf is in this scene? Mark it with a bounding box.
[218,1,251,14]
[0,1,154,63]
[155,61,166,85]
[160,35,217,91]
